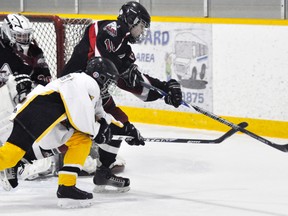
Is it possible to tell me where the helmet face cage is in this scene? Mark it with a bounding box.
[86,57,119,99]
[130,19,149,43]
[100,78,118,99]
[2,14,33,46]
[10,29,33,45]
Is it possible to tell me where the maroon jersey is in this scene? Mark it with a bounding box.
[61,20,166,105]
[0,38,51,87]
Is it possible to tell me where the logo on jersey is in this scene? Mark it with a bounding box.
[118,54,126,59]
[103,22,117,37]
[104,39,115,53]
[129,52,136,61]
[89,94,94,101]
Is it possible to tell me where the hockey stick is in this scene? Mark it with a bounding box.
[141,81,288,152]
[115,121,248,144]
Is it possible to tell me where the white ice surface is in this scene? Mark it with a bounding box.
[1,123,288,216]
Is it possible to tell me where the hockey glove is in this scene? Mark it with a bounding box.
[14,74,32,104]
[123,122,145,146]
[94,118,112,144]
[164,79,182,108]
[31,67,51,86]
[121,64,143,88]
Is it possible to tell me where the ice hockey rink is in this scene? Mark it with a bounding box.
[1,122,288,216]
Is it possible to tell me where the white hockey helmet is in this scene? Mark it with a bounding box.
[1,14,33,48]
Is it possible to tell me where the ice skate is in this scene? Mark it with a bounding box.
[57,185,93,208]
[93,165,130,193]
[0,163,20,191]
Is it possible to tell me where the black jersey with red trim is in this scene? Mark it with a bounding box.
[61,20,166,102]
[62,20,133,75]
[0,38,51,86]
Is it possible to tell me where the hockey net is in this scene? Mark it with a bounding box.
[0,14,93,78]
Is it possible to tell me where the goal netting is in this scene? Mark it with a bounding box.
[0,14,93,79]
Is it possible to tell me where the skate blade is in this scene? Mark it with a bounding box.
[0,171,12,191]
[93,185,130,193]
[57,198,94,208]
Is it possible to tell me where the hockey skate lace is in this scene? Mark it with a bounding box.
[110,176,124,183]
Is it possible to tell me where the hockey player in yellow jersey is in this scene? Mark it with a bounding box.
[0,56,121,208]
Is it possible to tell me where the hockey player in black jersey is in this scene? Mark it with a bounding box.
[61,1,182,192]
[0,13,51,103]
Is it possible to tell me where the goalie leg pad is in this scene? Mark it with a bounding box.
[19,157,56,180]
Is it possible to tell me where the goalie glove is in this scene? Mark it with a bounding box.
[14,74,32,104]
[121,64,143,88]
[94,118,112,144]
[163,79,182,108]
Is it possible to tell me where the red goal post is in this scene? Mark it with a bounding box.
[0,14,93,78]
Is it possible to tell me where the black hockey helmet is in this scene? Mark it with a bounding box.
[85,57,119,99]
[118,1,150,43]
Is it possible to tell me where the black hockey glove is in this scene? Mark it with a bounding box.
[163,79,182,108]
[123,122,145,146]
[14,74,32,104]
[121,64,143,88]
[94,118,112,144]
[31,67,51,86]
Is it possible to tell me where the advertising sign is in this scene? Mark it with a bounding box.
[114,22,213,112]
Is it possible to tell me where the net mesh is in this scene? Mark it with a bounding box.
[62,18,93,64]
[31,21,58,77]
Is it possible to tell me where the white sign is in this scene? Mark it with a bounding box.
[114,22,213,112]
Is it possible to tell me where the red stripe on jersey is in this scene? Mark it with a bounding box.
[88,24,96,60]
